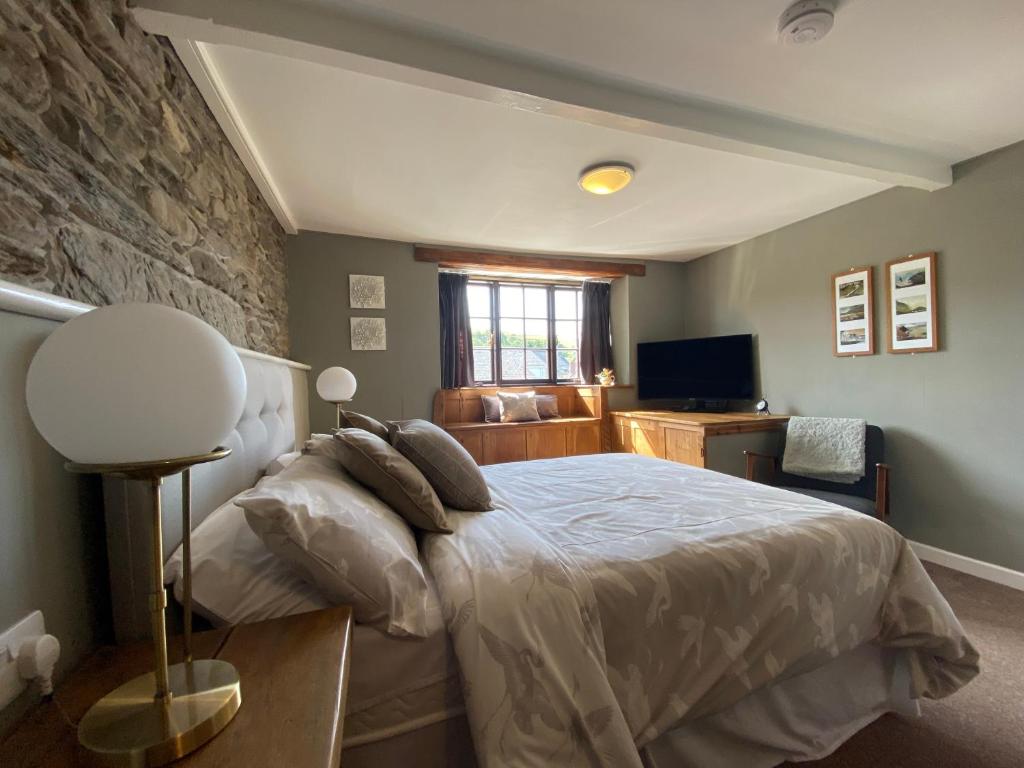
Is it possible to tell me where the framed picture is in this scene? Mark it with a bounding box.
[831,266,874,356]
[885,252,938,354]
[350,317,386,351]
[349,274,385,309]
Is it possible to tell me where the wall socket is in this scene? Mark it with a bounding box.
[0,611,48,711]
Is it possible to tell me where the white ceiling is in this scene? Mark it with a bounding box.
[325,0,1024,161]
[207,43,886,259]
[148,0,1024,260]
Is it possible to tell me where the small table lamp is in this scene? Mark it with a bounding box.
[25,303,247,767]
[316,366,358,428]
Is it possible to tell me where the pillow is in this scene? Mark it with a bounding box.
[481,395,501,424]
[236,453,430,637]
[331,428,452,533]
[536,394,560,419]
[498,390,541,423]
[339,410,390,441]
[266,450,302,476]
[164,489,328,627]
[388,419,493,512]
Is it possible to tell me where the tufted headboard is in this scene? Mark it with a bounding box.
[103,350,310,643]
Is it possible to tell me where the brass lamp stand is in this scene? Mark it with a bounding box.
[67,448,240,767]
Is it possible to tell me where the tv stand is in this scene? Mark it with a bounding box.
[610,410,790,477]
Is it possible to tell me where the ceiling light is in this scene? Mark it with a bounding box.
[579,163,634,195]
[778,0,835,46]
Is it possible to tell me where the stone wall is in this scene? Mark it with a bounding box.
[0,0,288,356]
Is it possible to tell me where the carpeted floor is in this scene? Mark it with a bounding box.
[784,562,1024,768]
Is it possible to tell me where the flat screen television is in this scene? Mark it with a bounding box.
[637,334,754,401]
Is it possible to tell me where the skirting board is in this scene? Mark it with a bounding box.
[910,540,1024,592]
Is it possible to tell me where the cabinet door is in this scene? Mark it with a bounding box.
[612,418,633,452]
[630,419,664,458]
[527,427,567,460]
[664,426,704,467]
[455,432,485,465]
[568,423,601,456]
[483,428,528,464]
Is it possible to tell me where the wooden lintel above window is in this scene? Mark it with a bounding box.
[414,247,645,278]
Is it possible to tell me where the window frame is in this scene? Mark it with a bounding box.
[467,278,583,386]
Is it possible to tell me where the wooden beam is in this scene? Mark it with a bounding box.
[414,247,645,278]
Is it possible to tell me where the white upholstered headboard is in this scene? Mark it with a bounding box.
[0,280,311,643]
[103,351,310,642]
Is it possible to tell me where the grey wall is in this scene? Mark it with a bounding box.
[0,0,288,355]
[677,140,1024,570]
[0,312,109,734]
[288,233,441,431]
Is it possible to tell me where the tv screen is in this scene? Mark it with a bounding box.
[637,334,754,400]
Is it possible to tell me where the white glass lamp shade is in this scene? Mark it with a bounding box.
[316,367,357,403]
[26,303,247,464]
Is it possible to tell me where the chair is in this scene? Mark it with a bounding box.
[744,424,890,521]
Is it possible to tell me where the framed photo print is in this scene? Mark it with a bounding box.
[831,266,874,356]
[885,252,938,354]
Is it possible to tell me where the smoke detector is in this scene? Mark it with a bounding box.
[778,0,836,46]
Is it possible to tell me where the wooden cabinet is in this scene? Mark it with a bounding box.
[611,411,789,475]
[484,427,529,464]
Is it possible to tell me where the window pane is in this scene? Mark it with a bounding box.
[500,318,524,348]
[471,317,493,348]
[576,319,583,350]
[555,320,578,349]
[501,349,525,379]
[525,349,548,380]
[499,285,523,317]
[557,349,578,380]
[576,290,582,318]
[467,284,491,317]
[473,350,493,382]
[554,289,577,319]
[523,287,548,318]
[524,319,547,349]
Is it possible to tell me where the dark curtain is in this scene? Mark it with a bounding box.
[580,281,612,384]
[439,272,474,388]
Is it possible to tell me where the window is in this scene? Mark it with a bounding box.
[467,280,582,385]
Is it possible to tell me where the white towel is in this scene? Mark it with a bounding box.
[782,416,866,484]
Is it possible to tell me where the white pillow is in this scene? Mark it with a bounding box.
[498,390,541,422]
[164,487,328,626]
[236,454,430,638]
[266,450,302,476]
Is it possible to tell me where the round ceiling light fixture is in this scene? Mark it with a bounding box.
[578,162,635,195]
[778,0,835,46]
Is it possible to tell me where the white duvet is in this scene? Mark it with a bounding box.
[422,453,979,768]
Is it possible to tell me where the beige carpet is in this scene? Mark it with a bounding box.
[784,562,1024,768]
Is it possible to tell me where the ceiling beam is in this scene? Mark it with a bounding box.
[415,247,645,278]
[133,0,951,191]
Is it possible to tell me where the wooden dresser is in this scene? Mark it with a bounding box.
[0,607,352,768]
[611,411,790,475]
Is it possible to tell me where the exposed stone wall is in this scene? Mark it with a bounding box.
[0,0,288,355]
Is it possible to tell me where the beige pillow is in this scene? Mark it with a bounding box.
[331,428,452,533]
[389,420,493,512]
[498,390,541,423]
[339,410,390,441]
[235,454,430,637]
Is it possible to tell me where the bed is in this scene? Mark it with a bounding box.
[102,353,978,768]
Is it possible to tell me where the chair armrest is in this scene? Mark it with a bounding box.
[875,463,891,522]
[744,451,778,484]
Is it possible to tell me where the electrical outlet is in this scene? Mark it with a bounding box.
[0,611,46,710]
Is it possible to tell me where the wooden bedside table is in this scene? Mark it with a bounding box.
[0,607,352,768]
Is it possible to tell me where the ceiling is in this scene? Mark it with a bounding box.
[207,43,885,259]
[138,0,1024,260]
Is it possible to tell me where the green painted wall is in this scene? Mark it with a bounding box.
[677,141,1024,570]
